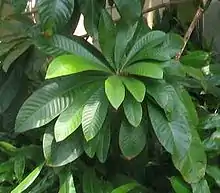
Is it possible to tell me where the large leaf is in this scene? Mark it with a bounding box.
[121,77,146,102]
[123,95,142,127]
[37,35,105,66]
[96,120,111,163]
[170,176,191,193]
[37,0,74,32]
[206,165,220,186]
[105,75,125,109]
[98,9,116,65]
[125,31,166,64]
[83,135,99,158]
[54,83,101,142]
[172,129,207,183]
[46,54,111,79]
[15,72,105,133]
[82,88,108,141]
[147,102,191,155]
[11,163,44,193]
[191,179,210,193]
[111,183,140,193]
[124,62,163,79]
[58,170,76,193]
[83,169,100,193]
[43,127,84,167]
[200,114,220,130]
[114,0,142,22]
[119,121,146,160]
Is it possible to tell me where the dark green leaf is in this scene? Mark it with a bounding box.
[170,176,191,193]
[59,170,76,193]
[83,169,100,193]
[11,0,28,12]
[111,183,140,193]
[119,121,146,159]
[206,165,220,187]
[200,114,220,130]
[191,179,210,193]
[14,155,25,182]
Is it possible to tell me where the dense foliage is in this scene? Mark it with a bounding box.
[0,0,220,192]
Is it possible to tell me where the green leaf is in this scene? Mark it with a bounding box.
[2,42,31,72]
[37,35,105,66]
[111,183,139,193]
[83,135,99,158]
[124,62,163,79]
[82,88,108,141]
[119,121,146,160]
[0,39,24,57]
[98,9,116,65]
[14,155,25,182]
[83,169,100,193]
[58,170,76,193]
[121,77,146,102]
[191,179,210,193]
[170,176,191,193]
[147,102,191,155]
[180,51,210,68]
[200,114,220,130]
[206,165,220,186]
[54,83,101,142]
[125,31,166,64]
[11,163,44,193]
[11,0,28,12]
[96,120,111,163]
[105,76,125,109]
[38,0,74,32]
[46,54,110,79]
[43,127,84,167]
[123,95,142,127]
[172,129,207,183]
[114,0,142,22]
[15,72,104,133]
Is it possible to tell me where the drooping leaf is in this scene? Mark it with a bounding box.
[58,170,76,193]
[83,135,99,158]
[15,72,105,133]
[147,102,191,155]
[98,9,116,65]
[14,155,25,182]
[105,75,125,109]
[46,54,110,79]
[54,83,101,142]
[11,163,44,193]
[37,0,74,32]
[123,95,142,127]
[43,127,84,167]
[206,165,220,186]
[82,88,108,141]
[170,176,191,193]
[114,0,142,23]
[172,129,207,184]
[125,31,166,64]
[119,121,146,160]
[124,62,163,79]
[96,120,111,163]
[191,179,210,193]
[111,183,140,193]
[121,77,146,102]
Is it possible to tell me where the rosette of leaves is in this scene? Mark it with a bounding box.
[14,1,208,191]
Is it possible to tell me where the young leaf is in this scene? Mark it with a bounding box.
[123,95,142,127]
[98,9,116,65]
[11,163,44,193]
[96,120,111,163]
[111,183,140,193]
[191,179,210,193]
[37,0,74,32]
[82,88,108,141]
[58,170,76,193]
[170,176,191,193]
[172,129,207,184]
[54,84,101,142]
[43,127,84,167]
[15,73,104,133]
[206,165,220,186]
[124,62,163,79]
[119,121,146,160]
[121,77,146,102]
[105,76,125,109]
[46,54,111,79]
[14,155,25,182]
[147,103,191,155]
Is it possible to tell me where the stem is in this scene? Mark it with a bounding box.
[176,0,213,59]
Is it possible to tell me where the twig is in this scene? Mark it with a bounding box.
[176,0,212,59]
